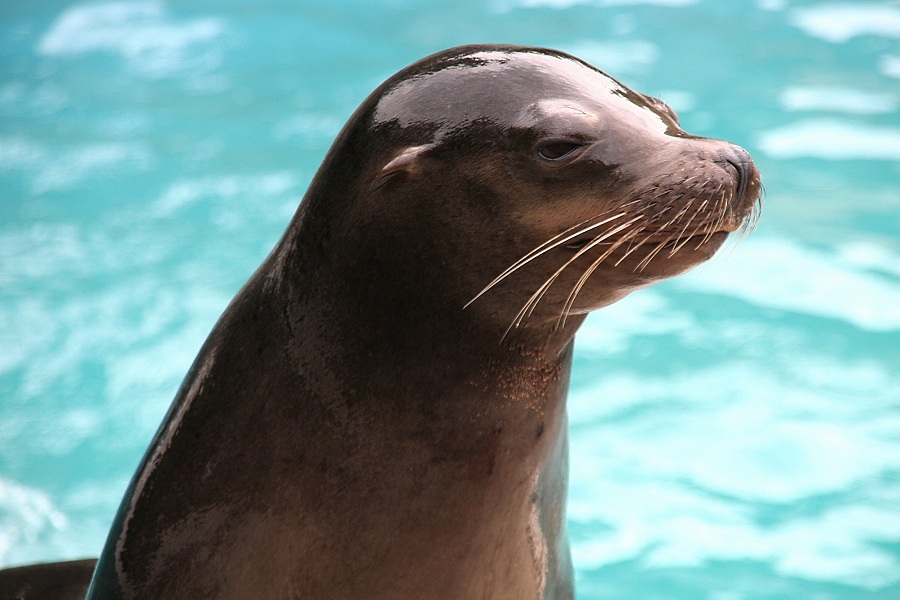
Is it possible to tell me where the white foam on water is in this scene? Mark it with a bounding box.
[37,1,226,79]
[674,237,900,331]
[573,495,900,588]
[513,0,697,8]
[757,119,900,161]
[273,114,345,141]
[0,218,217,421]
[568,356,900,587]
[882,54,900,79]
[152,172,299,217]
[7,281,225,448]
[0,80,71,115]
[570,242,900,588]
[575,289,694,357]
[771,506,900,588]
[756,0,786,11]
[0,138,154,193]
[579,237,900,344]
[31,142,153,193]
[835,240,900,277]
[0,82,27,105]
[791,3,900,43]
[0,137,47,170]
[780,86,898,114]
[0,478,67,565]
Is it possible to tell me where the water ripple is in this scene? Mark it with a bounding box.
[791,3,900,43]
[38,1,226,80]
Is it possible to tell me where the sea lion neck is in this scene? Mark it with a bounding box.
[270,224,583,409]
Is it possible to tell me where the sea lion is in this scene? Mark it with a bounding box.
[3,45,760,599]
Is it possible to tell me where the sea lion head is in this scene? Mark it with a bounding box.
[294,45,761,339]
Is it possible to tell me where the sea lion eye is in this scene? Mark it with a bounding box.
[537,141,583,161]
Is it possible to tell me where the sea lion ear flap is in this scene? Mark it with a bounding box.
[371,143,436,191]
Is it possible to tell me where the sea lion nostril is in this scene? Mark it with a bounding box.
[719,146,753,202]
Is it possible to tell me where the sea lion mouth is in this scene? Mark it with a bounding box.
[564,228,731,252]
[466,170,761,337]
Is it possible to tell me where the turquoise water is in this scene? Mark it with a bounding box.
[1,0,898,597]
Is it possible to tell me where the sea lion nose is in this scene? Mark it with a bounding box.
[718,145,755,203]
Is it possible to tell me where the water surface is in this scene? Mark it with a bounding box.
[1,1,898,598]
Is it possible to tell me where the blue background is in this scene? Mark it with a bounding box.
[1,1,898,598]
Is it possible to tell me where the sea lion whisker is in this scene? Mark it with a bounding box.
[683,197,712,249]
[549,220,648,330]
[614,222,648,253]
[509,246,596,333]
[750,199,763,232]
[673,195,722,255]
[613,228,656,267]
[720,192,736,232]
[697,187,726,248]
[694,197,710,217]
[633,208,686,269]
[466,209,632,308]
[557,254,612,329]
[720,191,756,261]
[470,198,647,309]
[558,226,646,327]
[711,190,729,235]
[737,215,756,243]
[719,221,745,262]
[657,204,692,234]
[669,205,702,257]
[589,225,645,271]
[740,188,764,239]
[636,237,675,271]
[519,215,644,320]
[647,204,673,223]
[505,215,644,336]
[635,212,687,271]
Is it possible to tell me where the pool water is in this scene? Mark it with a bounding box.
[1,1,898,598]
